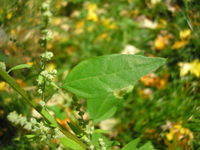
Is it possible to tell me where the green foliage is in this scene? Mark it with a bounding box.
[60,137,85,150]
[0,0,200,149]
[63,54,165,122]
[121,138,155,150]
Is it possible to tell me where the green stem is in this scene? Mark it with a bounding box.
[0,67,87,149]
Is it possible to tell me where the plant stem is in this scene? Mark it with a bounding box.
[0,67,87,149]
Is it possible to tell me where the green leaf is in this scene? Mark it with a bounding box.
[91,132,113,149]
[63,54,165,121]
[138,142,155,150]
[87,93,119,122]
[63,54,165,98]
[93,129,108,134]
[121,138,155,150]
[121,138,140,150]
[60,137,85,150]
[8,64,32,73]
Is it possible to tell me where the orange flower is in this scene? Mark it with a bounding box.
[172,40,188,49]
[140,73,157,86]
[66,46,75,55]
[16,79,26,88]
[140,73,169,89]
[95,33,109,41]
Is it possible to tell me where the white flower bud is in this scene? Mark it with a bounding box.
[42,29,53,41]
[89,145,94,150]
[41,51,53,61]
[38,88,43,94]
[30,118,37,125]
[19,116,27,126]
[24,122,32,130]
[7,111,18,123]
[43,11,52,18]
[41,2,50,11]
[51,69,57,75]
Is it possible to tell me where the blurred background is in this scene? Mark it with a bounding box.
[0,0,200,149]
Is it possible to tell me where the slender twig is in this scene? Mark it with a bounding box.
[0,67,87,149]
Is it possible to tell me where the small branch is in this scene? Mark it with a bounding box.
[0,67,87,149]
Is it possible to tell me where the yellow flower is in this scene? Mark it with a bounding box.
[156,19,167,28]
[190,59,200,77]
[172,40,188,49]
[76,20,85,29]
[86,3,98,22]
[179,59,200,78]
[51,17,62,25]
[165,121,194,143]
[174,124,182,130]
[86,3,97,11]
[101,18,117,29]
[96,33,109,41]
[6,12,13,20]
[87,25,95,32]
[166,132,174,141]
[74,20,85,34]
[180,29,192,40]
[47,63,56,71]
[154,35,170,50]
[87,11,98,22]
[0,82,7,91]
[178,62,191,77]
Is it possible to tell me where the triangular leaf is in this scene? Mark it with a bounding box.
[62,54,165,121]
[63,54,165,98]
